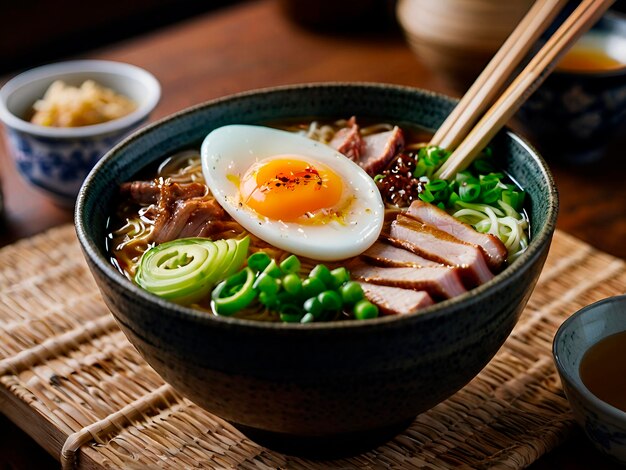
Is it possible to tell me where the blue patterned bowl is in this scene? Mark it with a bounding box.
[553,295,626,464]
[517,13,626,164]
[0,60,160,206]
[76,83,558,453]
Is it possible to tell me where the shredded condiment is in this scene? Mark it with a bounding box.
[30,80,137,127]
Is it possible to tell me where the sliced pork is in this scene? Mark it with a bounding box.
[153,198,226,244]
[348,259,466,300]
[359,282,434,316]
[362,241,440,268]
[360,126,404,176]
[389,214,494,287]
[329,117,363,162]
[120,180,206,205]
[406,200,507,271]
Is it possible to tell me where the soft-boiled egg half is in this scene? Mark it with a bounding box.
[201,125,384,261]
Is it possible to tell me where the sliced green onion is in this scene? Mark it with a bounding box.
[247,252,271,272]
[448,192,460,206]
[418,188,435,203]
[481,187,502,204]
[413,146,451,179]
[479,174,501,191]
[211,267,256,316]
[459,182,481,202]
[472,155,494,173]
[501,189,525,212]
[425,179,447,192]
[455,170,473,184]
[413,158,428,178]
[262,259,282,278]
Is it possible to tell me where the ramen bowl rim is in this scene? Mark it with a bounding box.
[75,81,559,333]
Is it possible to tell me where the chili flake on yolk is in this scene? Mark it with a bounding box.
[239,157,343,222]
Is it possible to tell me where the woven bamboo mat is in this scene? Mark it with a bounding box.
[0,226,624,469]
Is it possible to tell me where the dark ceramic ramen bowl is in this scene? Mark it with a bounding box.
[75,83,558,452]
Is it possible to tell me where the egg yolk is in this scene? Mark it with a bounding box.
[239,157,343,222]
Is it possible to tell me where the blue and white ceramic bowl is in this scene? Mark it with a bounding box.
[0,60,160,206]
[553,295,626,464]
[517,13,626,164]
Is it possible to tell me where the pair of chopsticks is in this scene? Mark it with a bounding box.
[432,0,615,180]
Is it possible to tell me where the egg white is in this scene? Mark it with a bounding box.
[200,125,384,261]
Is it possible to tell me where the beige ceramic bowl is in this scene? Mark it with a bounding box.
[397,0,533,90]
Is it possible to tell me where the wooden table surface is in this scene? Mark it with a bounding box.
[0,1,624,468]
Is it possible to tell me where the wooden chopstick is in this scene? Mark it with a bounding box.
[435,0,615,180]
[430,0,568,151]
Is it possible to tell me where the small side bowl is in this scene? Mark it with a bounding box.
[396,0,534,90]
[517,13,626,164]
[553,295,626,464]
[0,60,161,206]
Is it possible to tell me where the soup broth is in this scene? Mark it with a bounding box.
[579,330,626,413]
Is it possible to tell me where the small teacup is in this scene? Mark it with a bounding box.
[0,60,160,206]
[517,13,626,164]
[553,295,626,464]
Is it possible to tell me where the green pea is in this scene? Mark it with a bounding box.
[277,291,297,306]
[279,304,303,323]
[280,312,303,323]
[259,291,277,308]
[253,272,280,295]
[300,312,315,324]
[354,300,379,320]
[302,277,325,299]
[340,281,364,305]
[330,267,350,289]
[317,290,342,311]
[262,259,282,278]
[282,273,303,295]
[303,297,323,318]
[309,264,333,288]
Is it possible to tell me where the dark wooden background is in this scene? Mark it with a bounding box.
[0,1,624,468]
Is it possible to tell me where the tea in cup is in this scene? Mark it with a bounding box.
[517,13,626,164]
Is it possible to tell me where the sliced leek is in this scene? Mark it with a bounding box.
[135,236,249,305]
